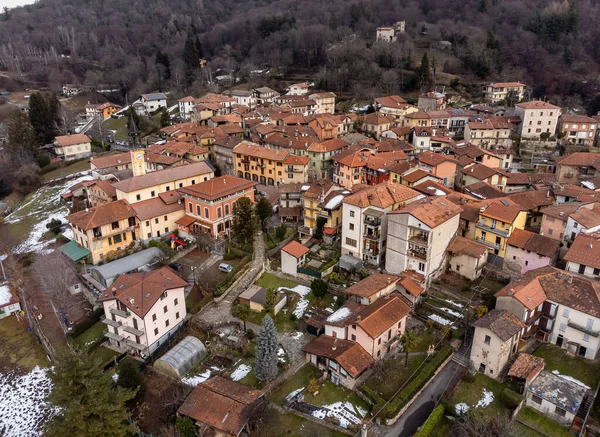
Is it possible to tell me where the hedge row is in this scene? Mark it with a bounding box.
[413,404,445,437]
[384,345,453,419]
[360,385,386,406]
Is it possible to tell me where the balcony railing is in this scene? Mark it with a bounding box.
[125,338,146,351]
[567,320,600,337]
[101,315,122,328]
[408,249,427,260]
[364,216,382,227]
[409,235,428,246]
[123,325,145,336]
[103,329,124,342]
[110,307,131,318]
[363,232,380,241]
[475,222,509,237]
[475,237,500,250]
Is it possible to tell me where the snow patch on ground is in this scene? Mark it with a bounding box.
[280,285,311,318]
[0,366,55,437]
[551,370,591,389]
[278,347,287,363]
[445,299,464,309]
[428,314,454,326]
[0,284,12,306]
[291,331,303,340]
[326,306,351,322]
[230,364,252,381]
[182,369,211,386]
[112,373,119,383]
[475,389,494,408]
[455,403,470,415]
[438,307,463,318]
[311,402,363,428]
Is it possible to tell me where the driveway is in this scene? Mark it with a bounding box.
[382,360,465,437]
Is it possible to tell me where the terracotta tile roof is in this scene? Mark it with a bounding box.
[570,204,600,229]
[179,175,256,201]
[233,141,291,161]
[418,152,456,167]
[375,95,408,109]
[464,181,505,199]
[540,202,582,221]
[345,274,401,298]
[281,240,309,259]
[66,199,136,231]
[196,93,235,104]
[390,197,462,228]
[112,162,213,193]
[214,136,243,150]
[98,266,188,318]
[178,376,264,436]
[364,112,394,125]
[405,110,430,119]
[278,183,304,194]
[303,335,373,378]
[130,196,184,221]
[55,133,91,147]
[462,163,505,181]
[402,169,441,184]
[283,154,310,165]
[89,179,117,198]
[343,182,420,209]
[489,82,526,88]
[506,172,556,186]
[480,200,524,223]
[556,152,600,166]
[354,295,411,338]
[412,181,453,197]
[447,236,488,258]
[508,354,545,380]
[323,301,365,327]
[302,179,336,200]
[564,234,600,270]
[398,276,424,297]
[508,190,555,210]
[452,144,499,160]
[560,114,598,124]
[516,100,560,110]
[175,215,196,227]
[507,228,560,258]
[473,309,525,342]
[307,138,349,153]
[364,151,408,171]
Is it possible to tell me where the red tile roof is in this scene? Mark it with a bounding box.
[473,309,525,342]
[90,152,132,169]
[345,274,400,298]
[354,295,411,338]
[179,176,256,201]
[55,133,91,147]
[516,100,560,110]
[390,197,462,228]
[564,234,600,270]
[507,228,560,258]
[343,182,420,209]
[303,335,373,378]
[281,240,309,259]
[66,199,136,231]
[447,236,488,258]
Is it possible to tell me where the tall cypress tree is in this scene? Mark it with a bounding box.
[255,315,278,382]
[183,36,199,84]
[29,91,59,145]
[45,347,137,437]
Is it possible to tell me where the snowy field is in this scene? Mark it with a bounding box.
[311,401,367,428]
[0,366,55,437]
[5,172,93,255]
[279,285,311,318]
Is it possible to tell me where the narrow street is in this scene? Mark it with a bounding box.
[382,360,466,437]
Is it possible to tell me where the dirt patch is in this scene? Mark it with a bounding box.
[0,315,48,372]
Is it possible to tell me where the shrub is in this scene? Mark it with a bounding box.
[413,404,445,437]
[463,372,475,383]
[46,218,63,235]
[275,223,287,241]
[500,388,523,409]
[55,234,69,244]
[289,313,297,321]
[360,385,386,406]
[246,329,255,340]
[308,378,319,394]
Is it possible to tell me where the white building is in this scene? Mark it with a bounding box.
[230,90,256,109]
[482,82,526,103]
[178,96,196,119]
[288,83,310,96]
[138,93,168,114]
[341,183,421,268]
[99,266,188,357]
[53,133,92,161]
[515,101,561,139]
[375,21,405,42]
[280,240,310,277]
[385,197,462,285]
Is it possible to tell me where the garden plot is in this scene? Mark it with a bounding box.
[311,401,366,428]
[0,366,55,437]
[5,172,93,255]
[279,285,311,318]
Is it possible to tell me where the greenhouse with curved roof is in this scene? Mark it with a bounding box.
[154,336,207,378]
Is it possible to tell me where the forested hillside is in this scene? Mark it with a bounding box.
[0,0,599,108]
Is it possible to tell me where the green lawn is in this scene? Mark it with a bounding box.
[247,307,297,333]
[363,355,429,401]
[516,407,573,437]
[185,286,213,314]
[271,364,321,405]
[0,315,49,370]
[256,272,299,290]
[413,329,442,352]
[533,343,600,388]
[429,417,454,437]
[90,346,119,365]
[74,321,105,346]
[450,373,509,417]
[308,379,370,413]
[260,409,347,437]
[42,159,91,182]
[104,116,129,141]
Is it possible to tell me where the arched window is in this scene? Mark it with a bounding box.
[204,207,209,218]
[196,205,201,216]
[217,207,222,218]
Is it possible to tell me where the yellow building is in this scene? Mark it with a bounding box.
[113,150,214,204]
[233,141,310,186]
[66,199,139,265]
[474,200,527,260]
[299,180,347,239]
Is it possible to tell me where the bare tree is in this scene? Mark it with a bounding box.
[453,412,518,437]
[32,251,83,320]
[55,105,77,135]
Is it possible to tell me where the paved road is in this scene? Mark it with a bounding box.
[382,360,465,437]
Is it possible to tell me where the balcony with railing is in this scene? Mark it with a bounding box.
[101,315,122,328]
[567,320,600,337]
[104,329,124,342]
[475,221,509,237]
[475,237,500,250]
[408,243,427,260]
[110,306,131,318]
[123,325,145,336]
[125,338,146,351]
[363,208,383,227]
[409,234,429,247]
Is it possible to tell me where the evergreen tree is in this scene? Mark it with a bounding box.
[232,196,256,244]
[256,196,273,226]
[159,108,170,127]
[7,110,36,155]
[314,216,327,239]
[237,303,250,330]
[255,315,278,382]
[310,278,328,298]
[183,35,200,84]
[117,358,144,397]
[45,347,137,437]
[29,91,60,145]
[263,288,278,317]
[400,330,416,368]
[275,223,287,241]
[195,35,204,59]
[418,53,431,87]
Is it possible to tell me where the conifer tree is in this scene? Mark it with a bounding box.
[183,35,199,84]
[45,347,138,437]
[255,315,278,381]
[232,196,256,244]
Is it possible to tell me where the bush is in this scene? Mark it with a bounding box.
[500,388,523,409]
[275,223,287,241]
[289,313,297,322]
[36,152,51,168]
[46,218,63,235]
[360,385,386,406]
[383,346,452,419]
[413,404,445,437]
[246,329,255,340]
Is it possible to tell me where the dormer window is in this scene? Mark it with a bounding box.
[111,221,119,230]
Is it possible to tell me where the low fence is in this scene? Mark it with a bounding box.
[283,403,354,435]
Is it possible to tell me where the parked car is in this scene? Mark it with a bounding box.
[218,263,233,273]
[169,263,183,272]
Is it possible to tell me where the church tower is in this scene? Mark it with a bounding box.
[131,149,146,177]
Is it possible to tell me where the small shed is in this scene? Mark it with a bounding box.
[239,285,287,315]
[154,336,207,378]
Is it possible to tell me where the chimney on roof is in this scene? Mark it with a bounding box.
[559,211,564,217]
[567,276,573,284]
[112,287,116,296]
[507,289,513,296]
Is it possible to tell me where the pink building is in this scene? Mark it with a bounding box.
[504,229,560,277]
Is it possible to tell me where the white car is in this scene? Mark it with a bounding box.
[218,263,233,273]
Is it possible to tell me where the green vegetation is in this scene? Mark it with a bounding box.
[185,286,213,313]
[74,321,105,347]
[516,407,573,437]
[104,116,129,141]
[428,417,454,437]
[271,364,320,405]
[450,373,509,417]
[533,343,600,388]
[42,159,91,182]
[414,404,445,437]
[362,355,427,401]
[90,346,119,365]
[0,316,48,370]
[256,272,299,290]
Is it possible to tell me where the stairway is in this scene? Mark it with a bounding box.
[498,354,518,381]
[452,329,473,368]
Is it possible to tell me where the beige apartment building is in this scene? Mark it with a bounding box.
[558,114,598,147]
[309,92,336,114]
[464,118,513,149]
[483,82,526,103]
[515,101,561,139]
